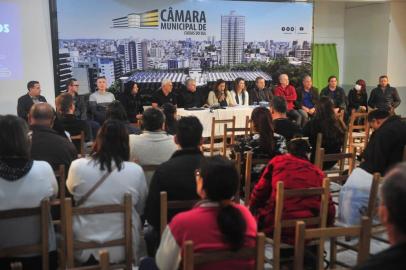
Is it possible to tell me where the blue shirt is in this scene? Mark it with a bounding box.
[302,91,314,108]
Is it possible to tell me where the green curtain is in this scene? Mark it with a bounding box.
[312,44,339,91]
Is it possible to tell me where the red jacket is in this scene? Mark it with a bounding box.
[249,154,335,245]
[274,85,297,111]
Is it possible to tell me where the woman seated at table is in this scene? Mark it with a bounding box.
[207,79,235,107]
[233,107,286,185]
[303,97,346,169]
[154,156,257,270]
[249,138,335,257]
[231,77,249,107]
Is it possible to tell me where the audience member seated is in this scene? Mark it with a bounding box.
[29,103,77,169]
[66,78,100,140]
[129,108,177,184]
[274,74,306,127]
[249,138,335,246]
[55,93,92,148]
[177,78,206,108]
[162,103,177,135]
[144,116,204,256]
[106,101,140,135]
[320,75,347,114]
[207,79,235,107]
[249,76,273,105]
[17,80,47,121]
[66,120,147,265]
[360,109,406,175]
[152,156,257,270]
[151,79,177,108]
[89,76,115,125]
[230,77,249,107]
[119,81,144,123]
[233,107,286,185]
[295,75,319,120]
[368,75,401,113]
[0,115,58,270]
[271,96,302,141]
[348,79,368,113]
[354,163,406,270]
[303,97,346,170]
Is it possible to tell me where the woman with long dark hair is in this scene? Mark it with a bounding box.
[231,77,249,106]
[348,79,368,113]
[207,79,235,107]
[155,156,257,270]
[303,96,346,169]
[0,115,58,270]
[119,81,144,123]
[66,120,147,265]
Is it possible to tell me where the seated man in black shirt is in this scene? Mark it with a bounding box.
[368,75,401,113]
[270,96,302,141]
[354,162,406,270]
[177,78,205,108]
[249,76,273,105]
[151,79,177,108]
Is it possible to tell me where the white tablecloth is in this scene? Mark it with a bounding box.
[177,106,255,137]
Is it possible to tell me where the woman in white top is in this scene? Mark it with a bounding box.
[0,115,58,270]
[67,120,147,265]
[207,79,235,107]
[231,77,249,106]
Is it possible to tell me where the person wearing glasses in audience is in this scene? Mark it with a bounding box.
[207,79,235,107]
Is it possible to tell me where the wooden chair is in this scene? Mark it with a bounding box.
[222,117,253,157]
[243,151,270,206]
[233,152,242,203]
[294,217,371,270]
[267,179,331,270]
[403,144,406,161]
[182,233,265,270]
[66,250,110,270]
[315,147,356,187]
[330,173,381,267]
[160,191,200,236]
[64,194,133,269]
[70,131,85,157]
[0,199,50,270]
[348,112,370,154]
[202,116,236,156]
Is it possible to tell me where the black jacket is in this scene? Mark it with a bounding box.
[30,125,78,169]
[249,87,273,104]
[354,242,406,270]
[360,116,406,175]
[17,93,47,121]
[59,114,92,150]
[368,84,401,110]
[295,86,319,109]
[145,148,203,230]
[347,89,368,112]
[273,118,302,141]
[119,92,144,123]
[320,86,347,110]
[177,89,206,108]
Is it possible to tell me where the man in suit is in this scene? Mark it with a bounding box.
[17,81,47,121]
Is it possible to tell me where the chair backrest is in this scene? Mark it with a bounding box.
[53,164,67,203]
[233,152,242,203]
[223,124,252,157]
[182,233,265,270]
[66,249,110,270]
[0,199,50,270]
[366,173,382,219]
[244,151,270,206]
[348,112,370,153]
[160,191,199,236]
[316,147,356,185]
[209,116,236,156]
[70,131,85,157]
[272,179,330,270]
[314,132,349,171]
[294,217,371,270]
[64,194,132,269]
[403,145,406,162]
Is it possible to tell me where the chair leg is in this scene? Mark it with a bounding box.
[330,237,337,268]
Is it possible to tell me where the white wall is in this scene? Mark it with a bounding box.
[313,2,346,83]
[0,0,55,115]
[343,3,390,87]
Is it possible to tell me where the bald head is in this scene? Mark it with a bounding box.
[29,102,55,127]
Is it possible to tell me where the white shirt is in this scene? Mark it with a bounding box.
[66,158,147,264]
[0,160,58,252]
[231,90,250,106]
[129,131,178,185]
